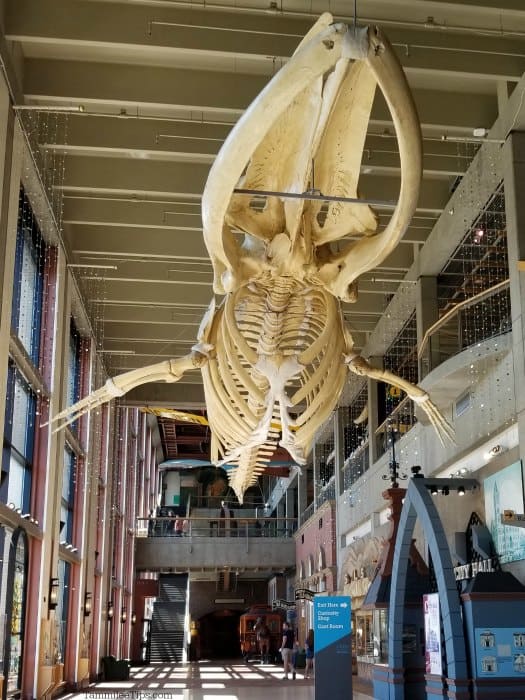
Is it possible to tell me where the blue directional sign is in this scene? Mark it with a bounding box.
[314,596,352,699]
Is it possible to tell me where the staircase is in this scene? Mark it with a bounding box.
[149,574,188,662]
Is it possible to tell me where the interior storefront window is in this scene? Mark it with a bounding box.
[7,534,26,695]
[355,611,373,658]
[355,609,389,664]
[374,608,389,663]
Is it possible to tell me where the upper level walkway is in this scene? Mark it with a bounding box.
[134,516,297,573]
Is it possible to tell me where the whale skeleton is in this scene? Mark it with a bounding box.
[49,14,454,502]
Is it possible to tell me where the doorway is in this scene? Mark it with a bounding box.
[199,610,242,659]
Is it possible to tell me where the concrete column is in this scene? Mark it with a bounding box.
[285,480,295,534]
[0,76,19,440]
[333,408,344,498]
[277,496,285,533]
[367,356,383,465]
[503,132,525,475]
[312,441,320,510]
[497,81,512,114]
[333,408,345,583]
[415,276,440,379]
[297,466,307,525]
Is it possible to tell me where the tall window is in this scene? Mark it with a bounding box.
[67,321,82,433]
[3,190,47,511]
[60,447,76,545]
[56,559,70,663]
[11,189,46,365]
[2,363,36,511]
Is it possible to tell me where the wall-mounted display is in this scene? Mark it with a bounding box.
[423,593,442,675]
[475,628,525,678]
[484,461,525,564]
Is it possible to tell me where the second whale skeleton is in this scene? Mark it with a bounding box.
[50,14,454,502]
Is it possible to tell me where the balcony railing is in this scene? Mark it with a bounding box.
[135,515,297,539]
[343,442,370,491]
[298,478,336,527]
[418,279,510,377]
[375,397,417,460]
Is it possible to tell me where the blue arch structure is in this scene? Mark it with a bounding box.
[388,478,470,700]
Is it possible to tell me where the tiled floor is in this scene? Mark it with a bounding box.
[62,660,373,699]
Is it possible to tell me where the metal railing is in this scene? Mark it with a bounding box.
[184,495,267,510]
[298,478,336,527]
[135,515,297,539]
[343,442,370,491]
[418,279,511,376]
[370,281,511,460]
[375,397,417,460]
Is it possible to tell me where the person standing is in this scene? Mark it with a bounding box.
[174,514,184,536]
[182,517,189,536]
[279,621,296,680]
[219,500,231,536]
[147,510,155,537]
[304,629,314,679]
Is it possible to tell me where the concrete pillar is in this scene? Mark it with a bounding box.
[503,132,525,476]
[367,356,383,465]
[285,480,295,534]
[312,441,320,510]
[0,77,19,440]
[277,496,285,534]
[333,408,345,583]
[415,276,440,379]
[297,466,307,525]
[497,80,512,115]
[333,408,345,498]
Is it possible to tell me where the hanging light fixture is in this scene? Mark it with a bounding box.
[107,601,114,620]
[84,592,92,616]
[121,607,127,624]
[49,578,60,611]
[131,611,137,625]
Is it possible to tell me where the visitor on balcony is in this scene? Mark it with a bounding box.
[174,514,184,536]
[219,500,231,536]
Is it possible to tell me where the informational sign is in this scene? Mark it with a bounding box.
[475,627,525,678]
[423,593,442,675]
[271,598,295,610]
[314,596,351,700]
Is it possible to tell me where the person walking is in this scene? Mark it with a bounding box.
[255,617,271,663]
[279,621,296,680]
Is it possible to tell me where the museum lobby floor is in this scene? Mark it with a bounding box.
[59,660,373,699]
